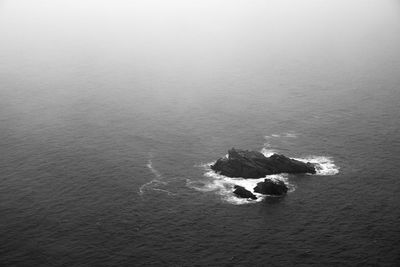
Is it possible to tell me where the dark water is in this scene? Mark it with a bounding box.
[1,0,400,266]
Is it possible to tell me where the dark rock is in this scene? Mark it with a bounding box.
[253,179,288,196]
[211,148,316,178]
[233,185,257,200]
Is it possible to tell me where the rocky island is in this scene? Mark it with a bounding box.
[211,148,316,178]
[211,148,316,199]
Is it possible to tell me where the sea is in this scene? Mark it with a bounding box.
[1,0,399,266]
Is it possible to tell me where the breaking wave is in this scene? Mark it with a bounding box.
[294,156,340,176]
[187,162,295,205]
[262,147,340,176]
[260,147,277,157]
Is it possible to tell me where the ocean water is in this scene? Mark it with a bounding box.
[1,0,400,266]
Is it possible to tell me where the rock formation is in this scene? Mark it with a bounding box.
[253,179,288,196]
[211,148,315,178]
[233,185,257,200]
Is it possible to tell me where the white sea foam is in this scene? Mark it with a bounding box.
[139,158,173,196]
[187,162,294,205]
[261,143,339,176]
[152,188,176,196]
[261,147,276,157]
[266,132,298,139]
[294,156,340,175]
[283,132,298,138]
[146,159,162,179]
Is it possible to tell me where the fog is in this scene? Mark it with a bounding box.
[1,0,399,67]
[0,0,399,120]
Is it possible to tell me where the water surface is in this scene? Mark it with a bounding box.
[1,0,400,265]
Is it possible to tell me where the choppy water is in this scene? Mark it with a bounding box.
[1,0,400,266]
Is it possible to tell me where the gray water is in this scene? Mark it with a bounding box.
[1,0,400,266]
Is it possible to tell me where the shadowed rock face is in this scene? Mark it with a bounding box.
[211,148,316,178]
[254,179,288,196]
[233,185,257,200]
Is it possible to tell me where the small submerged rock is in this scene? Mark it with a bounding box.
[254,179,288,196]
[211,148,315,178]
[233,185,257,200]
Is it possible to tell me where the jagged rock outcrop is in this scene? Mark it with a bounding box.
[253,179,288,196]
[211,148,315,178]
[233,185,257,200]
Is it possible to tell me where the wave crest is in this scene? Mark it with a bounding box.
[294,156,339,175]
